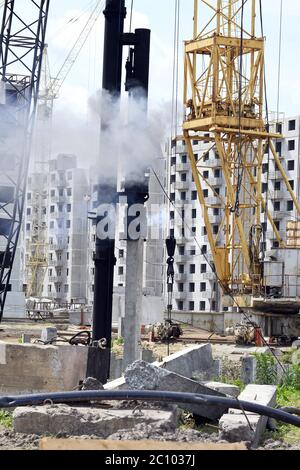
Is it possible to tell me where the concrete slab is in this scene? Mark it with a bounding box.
[154,344,214,379]
[124,360,228,420]
[105,343,217,391]
[219,384,277,448]
[201,382,240,398]
[13,405,179,438]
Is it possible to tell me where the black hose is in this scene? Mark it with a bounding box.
[0,390,300,428]
[280,407,300,417]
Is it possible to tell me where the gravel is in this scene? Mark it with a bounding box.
[107,422,222,443]
[0,430,40,450]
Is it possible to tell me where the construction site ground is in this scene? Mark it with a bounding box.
[0,320,291,363]
[0,320,299,450]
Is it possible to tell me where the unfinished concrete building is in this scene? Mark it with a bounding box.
[24,154,89,305]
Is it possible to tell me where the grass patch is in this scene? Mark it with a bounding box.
[0,410,13,430]
[263,387,300,446]
[178,412,218,434]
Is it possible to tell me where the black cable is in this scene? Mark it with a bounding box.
[1,390,300,428]
[259,0,272,262]
[233,0,246,217]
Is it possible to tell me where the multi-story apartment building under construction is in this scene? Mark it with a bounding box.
[24,154,89,305]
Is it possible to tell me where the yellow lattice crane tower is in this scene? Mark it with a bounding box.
[183,0,300,305]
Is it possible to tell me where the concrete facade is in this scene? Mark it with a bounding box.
[24,154,89,305]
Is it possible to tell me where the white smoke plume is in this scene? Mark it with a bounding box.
[88,89,171,182]
[46,89,173,183]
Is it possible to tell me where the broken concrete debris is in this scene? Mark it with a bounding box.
[3,341,283,449]
[219,384,277,448]
[80,377,104,391]
[124,360,228,420]
[13,405,179,438]
[156,344,215,378]
[201,382,240,398]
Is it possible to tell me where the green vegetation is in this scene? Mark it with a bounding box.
[265,387,300,445]
[254,353,278,385]
[254,352,300,446]
[112,337,124,347]
[178,412,218,434]
[0,410,13,430]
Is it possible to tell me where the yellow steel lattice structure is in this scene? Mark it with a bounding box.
[183,0,300,295]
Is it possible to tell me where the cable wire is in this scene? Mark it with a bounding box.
[276,0,283,123]
[233,0,246,217]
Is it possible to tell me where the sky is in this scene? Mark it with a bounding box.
[37,0,300,119]
[1,1,300,160]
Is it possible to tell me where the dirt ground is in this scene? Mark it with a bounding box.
[0,425,299,451]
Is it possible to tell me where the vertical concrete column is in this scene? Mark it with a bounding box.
[241,355,257,384]
[123,239,144,369]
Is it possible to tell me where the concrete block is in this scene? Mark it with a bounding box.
[0,342,88,393]
[155,344,214,379]
[292,340,300,349]
[141,348,154,363]
[202,382,240,398]
[110,354,124,381]
[21,334,31,344]
[241,356,257,385]
[13,405,179,438]
[124,360,228,420]
[219,384,277,448]
[41,328,57,343]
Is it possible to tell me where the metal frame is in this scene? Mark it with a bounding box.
[0,0,50,320]
[183,0,300,296]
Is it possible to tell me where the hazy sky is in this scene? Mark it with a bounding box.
[34,0,299,120]
[1,1,299,118]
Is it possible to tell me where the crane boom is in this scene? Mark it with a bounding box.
[48,0,104,100]
[0,0,50,320]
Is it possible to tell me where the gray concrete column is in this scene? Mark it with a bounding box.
[123,239,144,369]
[241,355,257,384]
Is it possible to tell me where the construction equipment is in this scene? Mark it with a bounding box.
[0,0,50,321]
[182,0,300,340]
[153,321,183,342]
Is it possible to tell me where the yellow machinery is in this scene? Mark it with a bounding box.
[183,0,300,307]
